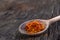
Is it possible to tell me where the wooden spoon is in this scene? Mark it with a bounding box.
[19,15,60,35]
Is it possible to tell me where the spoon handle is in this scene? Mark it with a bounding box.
[48,15,60,24]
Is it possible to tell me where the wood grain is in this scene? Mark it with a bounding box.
[0,0,60,40]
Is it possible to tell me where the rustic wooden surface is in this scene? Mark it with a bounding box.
[0,0,60,40]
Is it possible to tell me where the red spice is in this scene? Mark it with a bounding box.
[25,20,45,34]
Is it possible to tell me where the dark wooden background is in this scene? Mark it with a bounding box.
[0,0,60,40]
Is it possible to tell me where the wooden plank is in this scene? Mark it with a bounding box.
[0,0,60,40]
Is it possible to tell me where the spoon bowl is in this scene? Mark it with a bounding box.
[19,15,60,35]
[19,19,49,35]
